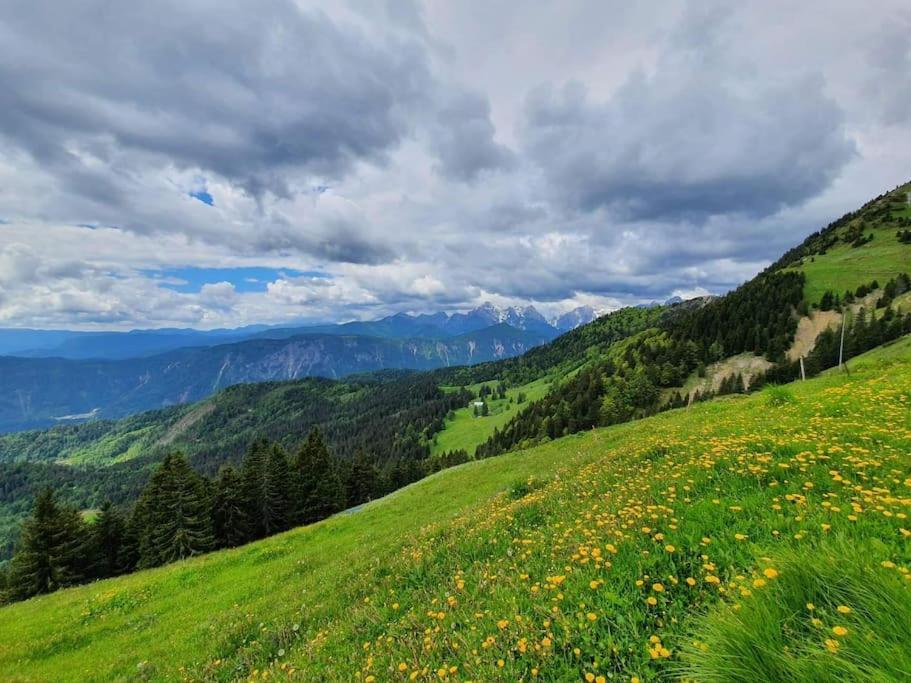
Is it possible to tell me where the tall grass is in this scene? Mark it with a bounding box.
[682,540,911,681]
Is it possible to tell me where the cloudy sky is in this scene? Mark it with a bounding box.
[0,0,909,330]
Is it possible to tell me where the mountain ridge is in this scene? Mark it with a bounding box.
[0,323,556,433]
[0,303,600,360]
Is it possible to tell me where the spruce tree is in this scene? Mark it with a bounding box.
[262,444,293,535]
[8,488,88,600]
[213,466,249,548]
[242,440,293,538]
[118,513,141,574]
[135,453,214,568]
[346,450,379,506]
[90,501,126,579]
[292,428,345,524]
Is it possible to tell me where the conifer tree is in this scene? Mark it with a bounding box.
[135,453,214,568]
[292,428,345,524]
[212,466,249,548]
[242,440,293,538]
[117,512,142,574]
[262,444,293,535]
[7,488,88,600]
[90,501,126,579]
[241,439,270,540]
[346,450,379,506]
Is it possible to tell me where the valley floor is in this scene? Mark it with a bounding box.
[1,337,910,681]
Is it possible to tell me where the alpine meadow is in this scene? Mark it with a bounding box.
[1,2,911,682]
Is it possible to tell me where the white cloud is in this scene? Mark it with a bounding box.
[0,0,909,329]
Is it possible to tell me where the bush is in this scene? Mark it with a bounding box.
[764,385,795,407]
[506,476,548,500]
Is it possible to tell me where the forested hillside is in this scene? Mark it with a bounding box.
[0,372,469,560]
[464,182,911,458]
[0,325,548,433]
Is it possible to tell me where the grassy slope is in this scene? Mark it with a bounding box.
[792,188,911,305]
[1,336,909,682]
[431,377,552,456]
[798,237,909,305]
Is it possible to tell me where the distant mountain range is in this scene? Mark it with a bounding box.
[0,304,601,433]
[0,303,599,360]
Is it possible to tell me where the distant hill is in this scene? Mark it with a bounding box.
[0,325,267,359]
[0,303,598,360]
[0,324,555,433]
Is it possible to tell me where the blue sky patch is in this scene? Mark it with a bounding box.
[145,266,329,293]
[189,190,214,206]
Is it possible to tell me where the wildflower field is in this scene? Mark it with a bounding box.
[1,337,909,682]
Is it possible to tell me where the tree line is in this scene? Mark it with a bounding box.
[0,373,472,563]
[0,428,419,603]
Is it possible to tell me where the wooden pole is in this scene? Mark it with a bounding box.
[799,356,806,381]
[838,311,847,371]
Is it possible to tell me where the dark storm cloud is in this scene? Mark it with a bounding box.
[429,92,514,181]
[256,213,397,265]
[0,0,432,195]
[521,69,856,222]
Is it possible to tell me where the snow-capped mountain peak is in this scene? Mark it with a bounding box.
[552,305,598,332]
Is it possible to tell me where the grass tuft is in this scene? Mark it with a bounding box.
[682,539,911,682]
[764,384,796,407]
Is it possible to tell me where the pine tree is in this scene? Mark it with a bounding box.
[213,466,249,548]
[135,453,214,568]
[292,428,345,524]
[241,439,270,540]
[262,444,293,535]
[7,488,88,600]
[346,450,379,506]
[90,501,126,579]
[242,440,293,538]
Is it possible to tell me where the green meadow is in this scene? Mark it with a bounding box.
[1,336,908,682]
[432,377,552,456]
[798,236,910,305]
[793,185,911,306]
